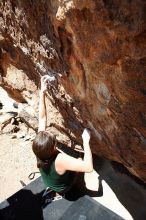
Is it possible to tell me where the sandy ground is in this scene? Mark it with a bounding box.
[0,87,39,201]
[0,133,39,202]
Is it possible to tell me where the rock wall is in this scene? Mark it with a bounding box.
[0,0,146,182]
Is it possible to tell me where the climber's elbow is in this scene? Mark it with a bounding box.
[85,164,93,173]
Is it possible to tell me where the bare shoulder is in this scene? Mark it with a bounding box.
[55,152,70,166]
[55,153,64,163]
[55,153,67,175]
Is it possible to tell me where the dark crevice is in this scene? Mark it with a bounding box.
[0,101,3,110]
[1,86,28,104]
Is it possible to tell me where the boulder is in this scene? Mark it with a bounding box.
[0,0,146,182]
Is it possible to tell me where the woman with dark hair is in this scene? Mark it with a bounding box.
[32,75,93,195]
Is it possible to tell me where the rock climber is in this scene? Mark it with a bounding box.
[32,75,93,196]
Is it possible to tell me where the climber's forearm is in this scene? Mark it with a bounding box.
[39,90,46,119]
[38,90,47,131]
[81,128,93,172]
[83,141,93,172]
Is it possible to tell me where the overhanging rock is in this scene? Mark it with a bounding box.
[0,0,146,182]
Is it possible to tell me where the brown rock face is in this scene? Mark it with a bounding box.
[0,0,146,182]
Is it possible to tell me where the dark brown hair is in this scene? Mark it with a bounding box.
[32,131,56,168]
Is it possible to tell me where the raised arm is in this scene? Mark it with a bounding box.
[38,76,48,132]
[55,129,93,173]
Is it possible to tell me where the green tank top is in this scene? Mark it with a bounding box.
[39,160,73,192]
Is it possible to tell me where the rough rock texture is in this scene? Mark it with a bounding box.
[0,0,146,182]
